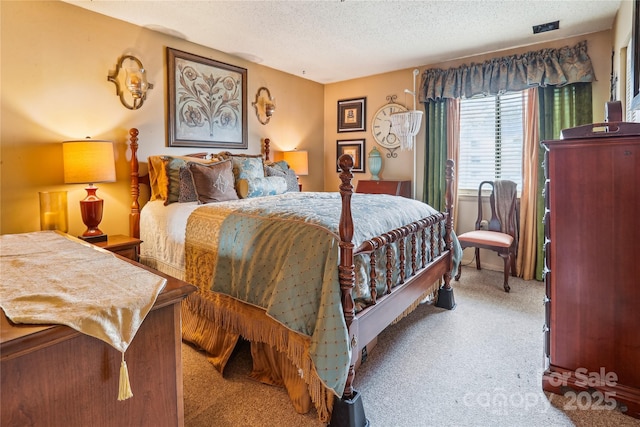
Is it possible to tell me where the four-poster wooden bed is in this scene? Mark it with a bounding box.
[126,128,459,426]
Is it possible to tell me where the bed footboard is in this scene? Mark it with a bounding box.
[128,130,456,426]
[333,154,455,427]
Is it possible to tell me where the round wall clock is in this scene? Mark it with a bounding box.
[372,103,407,149]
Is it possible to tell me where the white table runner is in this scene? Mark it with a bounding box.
[0,231,167,400]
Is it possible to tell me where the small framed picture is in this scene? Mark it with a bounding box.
[336,139,365,173]
[337,97,366,132]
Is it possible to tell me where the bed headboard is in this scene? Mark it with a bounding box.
[127,129,295,238]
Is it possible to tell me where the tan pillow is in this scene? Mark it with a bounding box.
[147,156,168,201]
[188,159,239,204]
[147,154,222,202]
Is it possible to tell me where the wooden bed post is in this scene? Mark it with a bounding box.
[129,128,141,239]
[435,159,456,310]
[264,138,270,161]
[331,154,369,427]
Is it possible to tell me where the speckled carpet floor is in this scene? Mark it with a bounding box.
[182,266,640,427]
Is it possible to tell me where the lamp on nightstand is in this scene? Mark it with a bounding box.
[63,138,116,242]
[283,150,309,191]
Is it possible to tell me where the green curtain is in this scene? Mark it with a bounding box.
[423,99,448,211]
[535,82,592,280]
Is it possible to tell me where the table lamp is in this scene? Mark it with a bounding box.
[283,150,309,191]
[62,139,116,242]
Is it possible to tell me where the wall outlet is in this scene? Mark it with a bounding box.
[480,220,489,230]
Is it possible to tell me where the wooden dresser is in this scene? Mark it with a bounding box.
[541,123,640,419]
[356,180,411,198]
[1,257,196,427]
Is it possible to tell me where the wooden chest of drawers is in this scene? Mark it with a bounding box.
[541,126,640,419]
[356,180,411,198]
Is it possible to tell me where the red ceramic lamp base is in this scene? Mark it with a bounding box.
[78,186,107,243]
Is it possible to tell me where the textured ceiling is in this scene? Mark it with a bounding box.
[65,0,621,84]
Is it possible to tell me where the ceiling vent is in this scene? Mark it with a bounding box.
[533,20,560,34]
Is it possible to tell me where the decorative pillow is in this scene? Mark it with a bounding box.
[148,153,215,202]
[265,163,300,192]
[230,156,264,180]
[264,164,286,178]
[166,156,226,205]
[271,160,290,172]
[147,156,169,201]
[164,157,187,205]
[188,159,239,204]
[237,176,287,198]
[178,166,197,203]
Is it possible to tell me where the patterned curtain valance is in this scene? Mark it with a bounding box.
[420,40,595,101]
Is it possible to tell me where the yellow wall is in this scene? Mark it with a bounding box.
[0,1,324,236]
[0,0,616,247]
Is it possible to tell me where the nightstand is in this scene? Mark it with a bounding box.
[93,234,142,262]
[356,180,411,198]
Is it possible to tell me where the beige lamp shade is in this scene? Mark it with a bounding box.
[283,150,309,176]
[63,140,116,184]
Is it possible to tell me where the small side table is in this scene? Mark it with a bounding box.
[93,234,142,262]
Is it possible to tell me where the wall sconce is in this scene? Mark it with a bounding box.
[252,87,276,125]
[107,55,153,110]
[63,138,116,242]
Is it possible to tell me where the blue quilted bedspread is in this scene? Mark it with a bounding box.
[188,191,461,395]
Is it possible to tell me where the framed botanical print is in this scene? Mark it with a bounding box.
[337,97,366,132]
[167,47,248,148]
[336,139,365,173]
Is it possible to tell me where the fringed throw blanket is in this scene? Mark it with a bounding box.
[182,192,447,410]
[0,231,167,400]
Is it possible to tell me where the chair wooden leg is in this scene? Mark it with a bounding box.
[510,248,517,277]
[502,253,511,293]
[475,248,481,270]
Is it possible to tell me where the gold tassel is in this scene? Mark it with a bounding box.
[118,352,133,401]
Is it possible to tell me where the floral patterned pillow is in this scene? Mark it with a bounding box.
[230,156,264,181]
[237,176,287,198]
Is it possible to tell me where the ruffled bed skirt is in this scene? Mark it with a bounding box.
[181,279,441,423]
[181,289,335,422]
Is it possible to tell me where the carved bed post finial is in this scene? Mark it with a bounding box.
[337,153,358,399]
[264,138,270,161]
[332,152,369,425]
[129,128,140,239]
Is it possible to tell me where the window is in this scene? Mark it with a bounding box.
[458,91,525,192]
[626,41,640,122]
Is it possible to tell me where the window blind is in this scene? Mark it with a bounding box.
[458,92,524,191]
[626,42,639,123]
